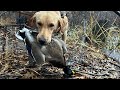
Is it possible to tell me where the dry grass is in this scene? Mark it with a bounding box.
[0,17,15,26]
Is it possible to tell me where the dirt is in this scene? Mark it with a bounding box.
[0,28,120,79]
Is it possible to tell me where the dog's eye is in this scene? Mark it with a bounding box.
[37,22,42,26]
[49,23,54,27]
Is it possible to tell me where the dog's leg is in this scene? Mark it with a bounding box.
[62,30,67,43]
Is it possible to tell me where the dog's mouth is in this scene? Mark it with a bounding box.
[38,39,51,46]
[39,40,47,45]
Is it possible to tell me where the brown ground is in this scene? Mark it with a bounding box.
[0,27,120,79]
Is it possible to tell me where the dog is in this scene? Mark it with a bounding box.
[30,11,69,44]
[15,27,73,77]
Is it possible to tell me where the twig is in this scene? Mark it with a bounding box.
[12,71,23,77]
[80,42,99,52]
[0,63,9,75]
[41,73,62,76]
[26,68,41,76]
[26,68,62,76]
[109,62,120,68]
[78,71,110,76]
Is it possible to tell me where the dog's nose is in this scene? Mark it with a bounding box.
[39,37,47,45]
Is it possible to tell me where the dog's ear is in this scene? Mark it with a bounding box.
[29,13,37,28]
[58,16,68,33]
[54,11,61,16]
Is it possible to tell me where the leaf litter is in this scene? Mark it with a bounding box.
[0,28,120,79]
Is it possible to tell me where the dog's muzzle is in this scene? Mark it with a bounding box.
[39,38,47,45]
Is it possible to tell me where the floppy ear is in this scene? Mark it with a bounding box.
[29,13,36,28]
[54,11,61,16]
[58,16,68,33]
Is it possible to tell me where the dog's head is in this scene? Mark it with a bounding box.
[31,11,68,45]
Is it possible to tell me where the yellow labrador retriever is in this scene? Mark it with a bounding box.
[30,11,68,45]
